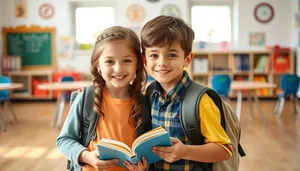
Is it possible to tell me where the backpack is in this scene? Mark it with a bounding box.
[146,81,246,171]
[66,86,152,171]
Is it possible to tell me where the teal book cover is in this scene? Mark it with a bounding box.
[97,127,172,168]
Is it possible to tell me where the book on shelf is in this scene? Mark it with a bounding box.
[254,55,269,73]
[97,126,172,168]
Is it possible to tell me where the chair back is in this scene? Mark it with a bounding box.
[280,74,300,96]
[211,74,231,97]
[60,76,74,82]
[0,76,11,99]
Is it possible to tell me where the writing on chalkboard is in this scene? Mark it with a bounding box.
[2,25,56,70]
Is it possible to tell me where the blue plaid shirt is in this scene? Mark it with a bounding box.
[150,71,194,171]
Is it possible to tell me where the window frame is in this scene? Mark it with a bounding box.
[69,1,117,52]
[188,1,234,48]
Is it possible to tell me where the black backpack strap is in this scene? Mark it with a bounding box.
[81,86,99,147]
[146,81,156,105]
[137,94,152,136]
[181,81,228,171]
[180,81,208,145]
[67,86,99,170]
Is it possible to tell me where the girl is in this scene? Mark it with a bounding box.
[56,26,150,171]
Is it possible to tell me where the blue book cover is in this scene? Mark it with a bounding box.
[97,127,172,168]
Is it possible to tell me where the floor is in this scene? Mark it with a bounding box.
[0,99,299,171]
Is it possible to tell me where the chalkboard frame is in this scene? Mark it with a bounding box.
[2,25,56,70]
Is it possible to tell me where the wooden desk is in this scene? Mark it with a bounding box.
[0,83,24,132]
[231,81,276,125]
[38,81,92,128]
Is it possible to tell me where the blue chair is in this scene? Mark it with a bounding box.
[274,74,300,117]
[60,76,75,101]
[53,76,74,128]
[0,76,18,132]
[211,74,231,99]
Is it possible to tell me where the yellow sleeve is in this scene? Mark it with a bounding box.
[199,94,232,156]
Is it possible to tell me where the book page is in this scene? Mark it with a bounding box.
[98,142,134,157]
[132,127,167,150]
[100,138,132,154]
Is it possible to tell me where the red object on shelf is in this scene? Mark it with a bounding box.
[32,79,49,97]
[272,53,290,72]
[52,71,82,99]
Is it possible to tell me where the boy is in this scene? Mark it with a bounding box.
[141,16,232,170]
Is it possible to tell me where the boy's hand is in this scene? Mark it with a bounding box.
[124,157,148,171]
[152,137,186,163]
[84,150,118,171]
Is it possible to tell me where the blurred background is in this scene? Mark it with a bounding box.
[0,0,300,171]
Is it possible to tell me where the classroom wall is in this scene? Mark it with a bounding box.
[0,0,297,73]
[237,0,293,50]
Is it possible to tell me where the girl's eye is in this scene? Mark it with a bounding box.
[124,59,132,63]
[168,54,177,58]
[105,60,114,64]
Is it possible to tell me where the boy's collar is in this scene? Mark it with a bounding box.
[151,71,192,102]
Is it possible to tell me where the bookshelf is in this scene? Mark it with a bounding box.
[188,50,294,98]
[8,70,53,100]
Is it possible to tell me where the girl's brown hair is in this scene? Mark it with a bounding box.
[90,26,146,128]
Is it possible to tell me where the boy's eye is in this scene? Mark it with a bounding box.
[124,59,132,63]
[168,54,178,58]
[149,54,158,58]
[105,60,114,64]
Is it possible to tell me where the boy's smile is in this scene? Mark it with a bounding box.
[145,41,193,92]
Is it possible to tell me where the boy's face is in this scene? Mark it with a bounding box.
[144,41,193,89]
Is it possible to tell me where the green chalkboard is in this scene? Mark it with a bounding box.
[6,32,51,66]
[3,26,56,69]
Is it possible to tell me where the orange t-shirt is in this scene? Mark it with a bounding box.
[83,89,136,171]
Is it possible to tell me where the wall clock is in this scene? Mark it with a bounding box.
[39,3,55,19]
[161,4,181,18]
[254,2,274,24]
[146,0,160,2]
[126,4,145,23]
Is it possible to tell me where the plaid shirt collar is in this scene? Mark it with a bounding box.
[152,71,192,103]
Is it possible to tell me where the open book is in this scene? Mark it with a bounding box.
[97,127,172,168]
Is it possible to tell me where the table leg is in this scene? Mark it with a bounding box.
[0,112,6,132]
[247,91,254,119]
[52,96,62,127]
[252,90,266,125]
[236,91,242,120]
[7,100,18,121]
[56,91,66,128]
[4,102,13,124]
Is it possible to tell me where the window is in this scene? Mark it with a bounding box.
[191,6,231,43]
[75,7,116,45]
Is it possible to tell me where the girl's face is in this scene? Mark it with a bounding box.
[98,39,138,90]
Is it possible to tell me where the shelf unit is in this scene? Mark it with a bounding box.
[187,50,294,98]
[8,70,53,99]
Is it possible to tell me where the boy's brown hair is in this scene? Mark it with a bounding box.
[141,15,195,57]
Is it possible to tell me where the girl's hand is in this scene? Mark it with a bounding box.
[124,157,148,171]
[87,150,119,171]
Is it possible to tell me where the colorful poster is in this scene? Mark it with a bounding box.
[59,37,73,59]
[15,0,27,18]
[249,32,265,46]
